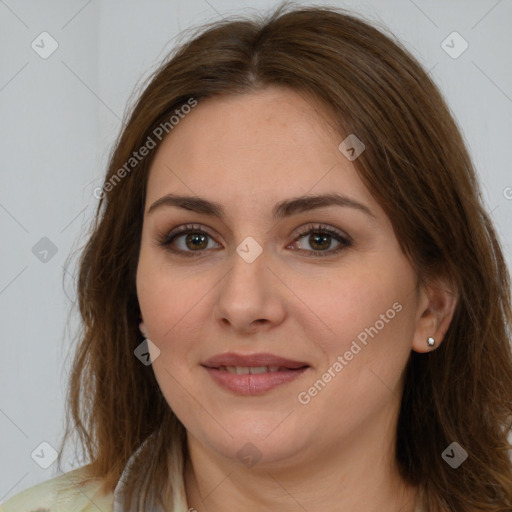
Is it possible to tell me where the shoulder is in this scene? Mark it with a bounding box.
[0,466,114,512]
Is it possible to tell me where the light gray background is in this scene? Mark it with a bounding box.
[1,0,511,501]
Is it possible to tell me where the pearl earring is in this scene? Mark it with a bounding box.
[427,337,435,347]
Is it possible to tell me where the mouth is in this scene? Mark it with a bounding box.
[201,352,311,395]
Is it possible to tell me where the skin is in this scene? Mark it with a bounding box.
[136,87,457,511]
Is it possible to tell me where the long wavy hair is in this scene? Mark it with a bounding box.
[57,4,512,511]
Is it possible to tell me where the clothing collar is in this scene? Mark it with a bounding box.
[112,438,188,512]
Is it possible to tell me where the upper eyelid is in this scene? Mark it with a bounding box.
[164,222,347,236]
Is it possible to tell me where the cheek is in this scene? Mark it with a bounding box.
[136,250,209,344]
[136,257,207,417]
[295,293,414,442]
[302,268,404,346]
[305,264,415,389]
[136,255,222,417]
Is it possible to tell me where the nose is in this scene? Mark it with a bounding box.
[213,241,286,334]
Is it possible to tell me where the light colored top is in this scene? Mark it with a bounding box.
[0,451,426,511]
[0,441,189,512]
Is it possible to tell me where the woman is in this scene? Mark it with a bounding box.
[2,4,511,512]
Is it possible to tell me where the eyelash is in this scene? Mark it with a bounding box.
[156,223,353,258]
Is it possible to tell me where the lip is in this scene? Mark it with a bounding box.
[201,352,310,396]
[203,366,309,395]
[202,352,309,369]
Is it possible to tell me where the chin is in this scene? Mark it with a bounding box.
[189,418,309,468]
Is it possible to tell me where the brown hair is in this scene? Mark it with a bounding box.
[58,3,512,511]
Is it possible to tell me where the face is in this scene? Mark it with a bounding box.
[136,87,426,470]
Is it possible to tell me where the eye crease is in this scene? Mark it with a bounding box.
[155,222,353,258]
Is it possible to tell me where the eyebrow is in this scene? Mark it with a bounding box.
[147,192,375,220]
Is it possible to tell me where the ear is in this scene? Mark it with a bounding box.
[139,320,147,338]
[412,276,458,353]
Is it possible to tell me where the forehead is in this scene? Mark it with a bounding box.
[146,88,378,215]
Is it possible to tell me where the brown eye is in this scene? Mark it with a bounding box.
[307,232,332,251]
[158,224,221,256]
[291,224,352,257]
[183,232,209,251]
